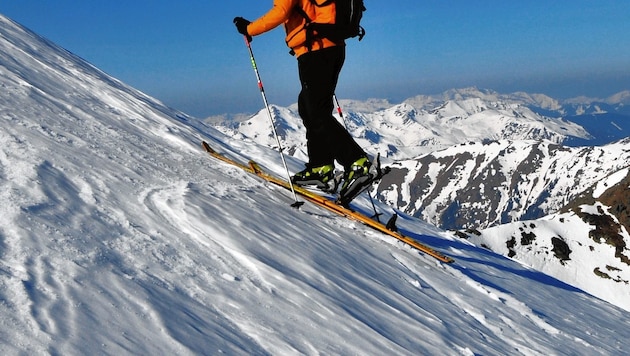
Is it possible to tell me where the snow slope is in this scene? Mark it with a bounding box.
[463,167,630,311]
[2,14,630,355]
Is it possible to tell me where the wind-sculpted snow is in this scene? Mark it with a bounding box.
[2,14,630,354]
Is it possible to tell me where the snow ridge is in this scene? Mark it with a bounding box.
[379,139,630,229]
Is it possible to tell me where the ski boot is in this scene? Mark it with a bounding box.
[291,164,336,192]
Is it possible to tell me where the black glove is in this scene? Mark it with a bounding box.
[233,17,252,42]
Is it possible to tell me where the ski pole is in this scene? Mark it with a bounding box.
[243,36,303,208]
[333,94,348,130]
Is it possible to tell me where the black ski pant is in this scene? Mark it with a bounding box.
[297,45,365,170]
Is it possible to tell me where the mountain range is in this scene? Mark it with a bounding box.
[211,87,630,313]
[2,13,630,353]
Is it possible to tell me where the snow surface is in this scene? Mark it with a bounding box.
[593,168,629,199]
[468,210,630,313]
[2,14,630,355]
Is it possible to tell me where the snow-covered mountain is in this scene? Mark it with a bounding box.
[213,90,592,160]
[404,87,565,113]
[212,87,629,226]
[460,167,630,312]
[404,87,630,146]
[3,13,630,354]
[378,139,630,229]
[213,86,630,156]
[562,90,630,112]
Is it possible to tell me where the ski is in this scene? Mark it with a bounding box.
[202,141,454,264]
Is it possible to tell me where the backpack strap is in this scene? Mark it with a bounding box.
[293,5,317,54]
[314,0,334,6]
[294,1,346,55]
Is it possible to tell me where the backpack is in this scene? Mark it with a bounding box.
[299,0,366,44]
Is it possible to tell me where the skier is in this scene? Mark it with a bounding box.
[233,0,373,202]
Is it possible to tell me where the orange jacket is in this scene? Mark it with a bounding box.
[247,0,342,57]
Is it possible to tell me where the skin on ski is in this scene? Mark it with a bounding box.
[202,141,454,264]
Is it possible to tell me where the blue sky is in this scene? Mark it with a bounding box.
[3,1,630,117]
